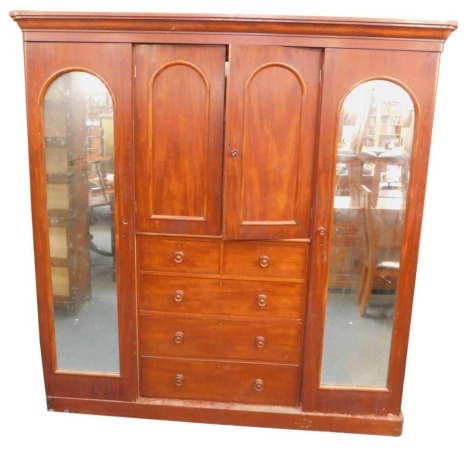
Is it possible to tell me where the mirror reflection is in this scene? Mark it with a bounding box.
[44,71,119,373]
[321,80,414,387]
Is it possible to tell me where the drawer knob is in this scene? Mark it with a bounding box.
[257,294,267,307]
[174,289,184,302]
[256,336,265,348]
[253,379,264,392]
[174,374,184,386]
[174,250,184,264]
[259,255,269,268]
[174,331,184,344]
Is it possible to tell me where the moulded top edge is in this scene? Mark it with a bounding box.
[9,10,457,42]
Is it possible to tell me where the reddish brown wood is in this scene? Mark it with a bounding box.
[140,356,301,406]
[135,45,225,235]
[47,396,404,436]
[222,241,309,279]
[224,45,320,240]
[139,314,303,362]
[137,235,221,274]
[303,47,442,416]
[10,11,456,41]
[22,41,136,401]
[16,30,449,54]
[13,11,456,436]
[139,274,306,319]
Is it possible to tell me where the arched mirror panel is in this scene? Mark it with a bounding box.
[43,71,118,373]
[321,80,415,387]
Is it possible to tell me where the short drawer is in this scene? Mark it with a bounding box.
[223,241,309,279]
[140,356,300,406]
[140,314,303,363]
[138,236,220,274]
[139,274,305,319]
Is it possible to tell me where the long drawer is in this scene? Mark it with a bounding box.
[138,236,220,274]
[223,241,309,279]
[139,274,305,319]
[140,314,303,363]
[140,356,300,406]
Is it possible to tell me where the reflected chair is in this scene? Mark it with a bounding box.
[355,185,400,316]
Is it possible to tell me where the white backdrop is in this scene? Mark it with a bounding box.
[1,1,468,449]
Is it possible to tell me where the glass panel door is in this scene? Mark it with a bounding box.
[321,80,414,387]
[43,71,118,373]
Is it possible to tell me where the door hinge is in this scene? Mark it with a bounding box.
[134,65,137,78]
[319,68,323,86]
[310,207,314,220]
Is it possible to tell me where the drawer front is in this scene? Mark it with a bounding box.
[139,274,305,319]
[223,241,309,279]
[138,236,220,274]
[140,356,300,406]
[140,314,303,363]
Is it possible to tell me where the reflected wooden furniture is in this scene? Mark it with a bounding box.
[355,186,401,316]
[336,153,363,205]
[329,196,403,290]
[87,122,115,264]
[88,155,113,204]
[11,11,456,437]
[362,151,410,208]
[336,150,409,208]
[44,77,91,309]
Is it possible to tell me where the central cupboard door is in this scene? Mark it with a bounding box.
[135,45,226,236]
[224,45,321,240]
[135,44,321,240]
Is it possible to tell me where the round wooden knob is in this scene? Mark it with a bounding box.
[174,250,184,263]
[257,294,267,307]
[174,331,184,344]
[256,336,265,348]
[175,374,184,386]
[174,289,184,302]
[259,255,269,268]
[253,379,264,392]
